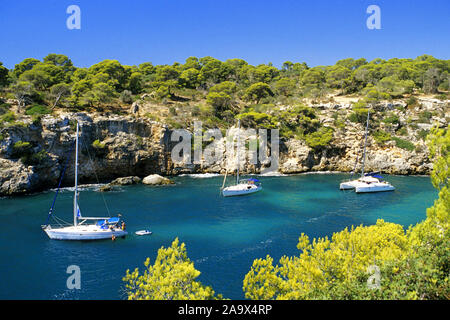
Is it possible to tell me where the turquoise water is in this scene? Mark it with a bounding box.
[0,174,437,300]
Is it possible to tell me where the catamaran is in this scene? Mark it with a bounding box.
[354,173,395,193]
[221,119,262,197]
[339,110,395,193]
[42,121,127,240]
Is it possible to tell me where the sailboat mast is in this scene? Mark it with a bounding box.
[74,121,79,226]
[361,110,370,178]
[236,119,240,185]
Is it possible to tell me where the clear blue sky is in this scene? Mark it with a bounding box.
[0,0,449,69]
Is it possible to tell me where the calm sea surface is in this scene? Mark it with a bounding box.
[0,174,437,299]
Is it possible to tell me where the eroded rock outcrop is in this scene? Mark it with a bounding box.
[142,174,174,185]
[0,97,448,196]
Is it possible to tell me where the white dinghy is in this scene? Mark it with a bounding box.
[135,230,152,236]
[42,121,127,241]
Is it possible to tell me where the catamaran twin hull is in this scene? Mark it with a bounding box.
[43,225,128,240]
[355,183,395,193]
[340,180,360,190]
[340,176,382,190]
[340,182,395,193]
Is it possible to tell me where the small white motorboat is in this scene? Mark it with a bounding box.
[135,230,152,236]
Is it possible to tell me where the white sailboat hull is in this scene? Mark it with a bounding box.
[340,180,360,190]
[44,225,127,240]
[222,184,262,197]
[355,183,395,193]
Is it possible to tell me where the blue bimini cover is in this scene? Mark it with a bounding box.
[107,217,120,224]
[97,219,107,226]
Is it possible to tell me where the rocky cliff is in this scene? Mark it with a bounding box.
[0,97,448,196]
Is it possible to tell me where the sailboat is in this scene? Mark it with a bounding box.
[339,110,395,193]
[221,119,262,197]
[42,121,128,240]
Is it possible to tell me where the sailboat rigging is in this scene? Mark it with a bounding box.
[339,110,395,193]
[221,119,262,197]
[42,120,127,240]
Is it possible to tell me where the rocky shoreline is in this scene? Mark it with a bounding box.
[0,98,448,197]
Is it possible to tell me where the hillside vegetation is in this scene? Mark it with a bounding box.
[1,54,448,152]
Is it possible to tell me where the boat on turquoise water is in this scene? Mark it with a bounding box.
[340,174,380,190]
[341,172,395,193]
[221,119,262,197]
[340,110,395,193]
[355,173,395,193]
[135,230,152,236]
[222,178,262,197]
[42,121,127,241]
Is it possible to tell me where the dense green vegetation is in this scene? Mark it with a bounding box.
[0,54,448,152]
[243,125,449,300]
[1,54,448,113]
[123,126,449,300]
[123,238,223,300]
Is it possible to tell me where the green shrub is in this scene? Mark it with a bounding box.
[165,118,184,129]
[0,102,11,115]
[373,130,391,145]
[418,111,433,123]
[365,88,391,102]
[392,136,415,151]
[396,127,407,136]
[277,105,319,138]
[25,104,51,116]
[418,129,429,140]
[348,102,370,124]
[383,113,400,125]
[169,106,177,116]
[191,105,201,116]
[13,140,31,150]
[237,111,276,129]
[406,96,418,107]
[304,127,334,150]
[206,91,233,115]
[119,90,133,104]
[21,149,49,166]
[1,111,16,124]
[434,93,448,101]
[12,140,32,158]
[92,139,106,149]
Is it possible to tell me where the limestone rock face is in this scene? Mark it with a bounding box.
[0,96,447,196]
[0,159,36,195]
[0,113,170,196]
